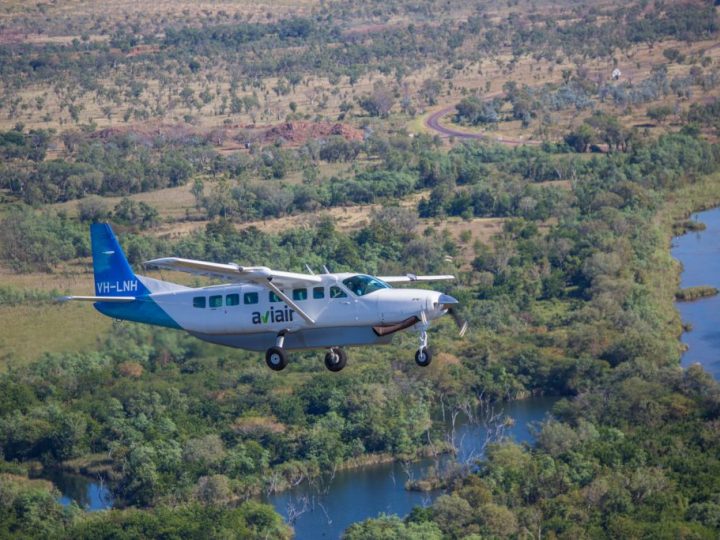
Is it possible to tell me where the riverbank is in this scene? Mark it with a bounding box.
[654,173,720,347]
[672,204,720,379]
[267,396,556,540]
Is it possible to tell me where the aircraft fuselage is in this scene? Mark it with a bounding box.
[95,273,449,351]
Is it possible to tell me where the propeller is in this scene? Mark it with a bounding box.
[437,294,468,337]
[447,306,468,337]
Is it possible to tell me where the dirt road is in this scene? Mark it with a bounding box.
[424,106,541,146]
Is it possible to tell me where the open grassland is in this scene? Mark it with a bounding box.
[0,302,111,370]
[0,0,317,37]
[417,37,720,144]
[2,0,716,143]
[52,183,199,221]
[49,160,354,224]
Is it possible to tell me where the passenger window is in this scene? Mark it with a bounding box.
[193,296,206,308]
[244,292,259,305]
[269,291,282,303]
[226,293,239,306]
[209,295,223,308]
[313,286,325,299]
[292,288,308,301]
[330,286,347,298]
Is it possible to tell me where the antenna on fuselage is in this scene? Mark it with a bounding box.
[305,264,315,275]
[322,265,330,274]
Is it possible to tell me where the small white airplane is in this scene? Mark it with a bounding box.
[60,224,467,372]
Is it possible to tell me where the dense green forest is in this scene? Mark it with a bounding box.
[2,0,720,538]
[2,126,720,537]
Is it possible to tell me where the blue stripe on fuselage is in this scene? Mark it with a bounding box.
[94,296,181,329]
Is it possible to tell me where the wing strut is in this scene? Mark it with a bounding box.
[264,280,316,325]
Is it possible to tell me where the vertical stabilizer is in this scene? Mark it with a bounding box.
[90,223,149,297]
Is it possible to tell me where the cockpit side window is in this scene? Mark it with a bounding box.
[342,275,390,297]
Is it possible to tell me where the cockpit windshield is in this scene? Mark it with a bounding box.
[342,275,390,297]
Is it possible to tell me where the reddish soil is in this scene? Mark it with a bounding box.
[341,22,407,37]
[0,30,26,44]
[89,120,363,149]
[126,45,161,57]
[248,121,364,146]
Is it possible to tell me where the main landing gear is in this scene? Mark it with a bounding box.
[265,332,289,371]
[265,333,349,372]
[265,346,288,371]
[265,327,435,371]
[324,347,347,372]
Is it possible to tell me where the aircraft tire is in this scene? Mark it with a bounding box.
[266,347,288,371]
[415,347,432,367]
[324,347,347,372]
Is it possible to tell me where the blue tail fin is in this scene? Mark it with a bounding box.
[90,224,149,297]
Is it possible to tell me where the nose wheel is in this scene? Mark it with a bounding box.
[324,347,347,372]
[415,347,432,366]
[415,328,432,367]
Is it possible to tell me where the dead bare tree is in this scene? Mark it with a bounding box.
[317,501,333,525]
[426,429,441,472]
[474,395,509,458]
[400,459,416,485]
[285,495,310,526]
[427,391,510,487]
[308,462,337,496]
[264,470,282,497]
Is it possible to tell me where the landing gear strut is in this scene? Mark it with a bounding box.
[324,347,347,372]
[265,332,289,371]
[415,328,432,367]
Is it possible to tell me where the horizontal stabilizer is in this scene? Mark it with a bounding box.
[56,295,136,303]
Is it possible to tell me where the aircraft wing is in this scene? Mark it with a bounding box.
[144,257,320,324]
[144,257,322,287]
[379,274,455,283]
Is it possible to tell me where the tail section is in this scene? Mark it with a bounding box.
[58,223,182,330]
[91,223,149,297]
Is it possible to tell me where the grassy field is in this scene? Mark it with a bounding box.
[0,302,111,369]
[410,37,720,144]
[4,0,717,141]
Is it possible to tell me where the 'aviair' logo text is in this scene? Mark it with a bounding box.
[97,280,138,294]
[252,306,295,324]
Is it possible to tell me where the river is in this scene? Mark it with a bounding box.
[266,396,556,539]
[50,396,556,538]
[672,206,720,379]
[43,469,113,511]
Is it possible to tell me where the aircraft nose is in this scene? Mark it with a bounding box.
[438,294,458,305]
